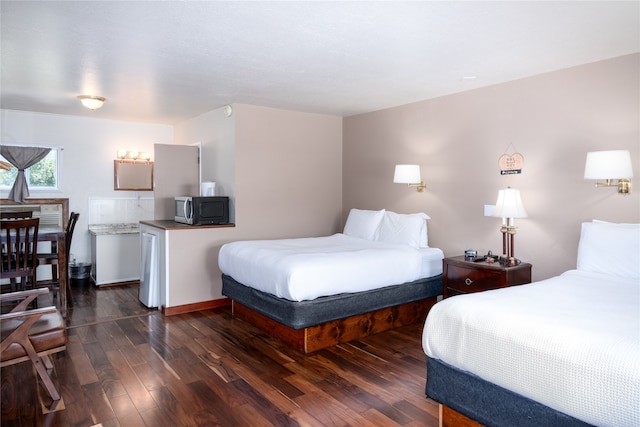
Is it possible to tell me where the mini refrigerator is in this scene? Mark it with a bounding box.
[139,231,160,308]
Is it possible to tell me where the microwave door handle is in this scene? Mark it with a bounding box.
[184,200,190,223]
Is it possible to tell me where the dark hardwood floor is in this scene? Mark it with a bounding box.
[1,281,440,427]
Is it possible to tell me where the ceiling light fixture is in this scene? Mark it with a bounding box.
[78,95,106,110]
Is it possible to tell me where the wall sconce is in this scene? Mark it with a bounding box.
[492,187,527,262]
[394,164,425,192]
[117,150,152,162]
[78,95,106,110]
[584,150,633,194]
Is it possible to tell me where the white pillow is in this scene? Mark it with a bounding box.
[376,211,430,248]
[343,208,386,241]
[576,221,640,280]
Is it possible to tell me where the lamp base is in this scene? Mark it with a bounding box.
[499,223,518,260]
[499,256,521,267]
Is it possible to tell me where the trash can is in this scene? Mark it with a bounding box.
[69,262,91,286]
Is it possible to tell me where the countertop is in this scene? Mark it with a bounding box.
[140,220,235,231]
[88,223,140,235]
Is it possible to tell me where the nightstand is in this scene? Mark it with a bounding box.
[443,256,532,298]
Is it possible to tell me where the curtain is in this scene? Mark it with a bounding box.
[0,145,51,204]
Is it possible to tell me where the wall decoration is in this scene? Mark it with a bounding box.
[499,143,524,175]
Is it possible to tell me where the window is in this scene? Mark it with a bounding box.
[0,148,60,191]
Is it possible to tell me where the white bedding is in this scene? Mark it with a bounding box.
[423,269,640,427]
[219,233,443,302]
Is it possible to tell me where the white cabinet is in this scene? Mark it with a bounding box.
[90,225,140,286]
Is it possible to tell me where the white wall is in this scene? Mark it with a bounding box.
[0,109,173,263]
[174,105,236,220]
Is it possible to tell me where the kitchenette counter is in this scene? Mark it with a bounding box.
[139,220,235,230]
[139,221,236,315]
[89,223,140,235]
[89,223,140,285]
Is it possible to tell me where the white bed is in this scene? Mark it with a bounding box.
[219,233,443,301]
[422,220,640,427]
[219,208,443,301]
[219,208,444,352]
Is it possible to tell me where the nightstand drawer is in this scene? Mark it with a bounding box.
[446,265,504,294]
[442,256,532,298]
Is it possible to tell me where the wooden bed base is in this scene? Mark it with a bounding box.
[232,296,438,353]
[440,404,483,427]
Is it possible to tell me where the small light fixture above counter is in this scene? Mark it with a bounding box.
[114,150,154,191]
[117,150,152,162]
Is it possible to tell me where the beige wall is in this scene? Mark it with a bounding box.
[175,103,344,236]
[343,54,639,281]
[234,104,344,238]
[164,104,343,303]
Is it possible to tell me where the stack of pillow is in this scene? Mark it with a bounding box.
[342,208,430,248]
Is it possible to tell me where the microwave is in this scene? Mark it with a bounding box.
[175,196,230,225]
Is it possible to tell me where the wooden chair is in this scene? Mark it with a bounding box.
[1,218,40,293]
[0,288,67,400]
[1,211,33,220]
[37,212,79,298]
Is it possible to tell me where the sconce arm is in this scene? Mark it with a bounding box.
[407,181,426,192]
[593,178,631,194]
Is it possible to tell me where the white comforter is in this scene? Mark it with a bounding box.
[219,233,443,302]
[423,269,640,427]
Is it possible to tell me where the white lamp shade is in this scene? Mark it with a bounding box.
[393,164,421,184]
[493,187,528,219]
[584,150,633,179]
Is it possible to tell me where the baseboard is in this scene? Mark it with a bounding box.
[162,298,231,316]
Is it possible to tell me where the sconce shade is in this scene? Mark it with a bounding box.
[393,164,421,184]
[493,187,527,219]
[584,150,633,179]
[78,95,106,110]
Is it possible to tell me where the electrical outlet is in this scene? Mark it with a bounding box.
[484,205,495,217]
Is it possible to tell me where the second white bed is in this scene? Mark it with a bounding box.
[423,269,640,427]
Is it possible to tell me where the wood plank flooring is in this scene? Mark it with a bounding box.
[1,281,440,427]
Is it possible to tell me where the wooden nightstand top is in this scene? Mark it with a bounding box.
[445,255,532,271]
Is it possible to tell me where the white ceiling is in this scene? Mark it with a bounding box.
[1,1,638,125]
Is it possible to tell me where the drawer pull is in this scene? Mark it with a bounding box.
[464,278,473,286]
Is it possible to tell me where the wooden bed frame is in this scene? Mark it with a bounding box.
[232,296,438,353]
[440,405,483,427]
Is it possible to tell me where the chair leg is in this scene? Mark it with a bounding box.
[30,273,38,308]
[41,354,54,370]
[51,264,59,299]
[23,340,62,401]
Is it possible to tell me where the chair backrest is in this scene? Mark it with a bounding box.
[1,218,40,280]
[65,212,79,257]
[1,211,33,220]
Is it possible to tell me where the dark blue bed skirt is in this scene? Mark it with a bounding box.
[222,273,442,330]
[426,357,593,427]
